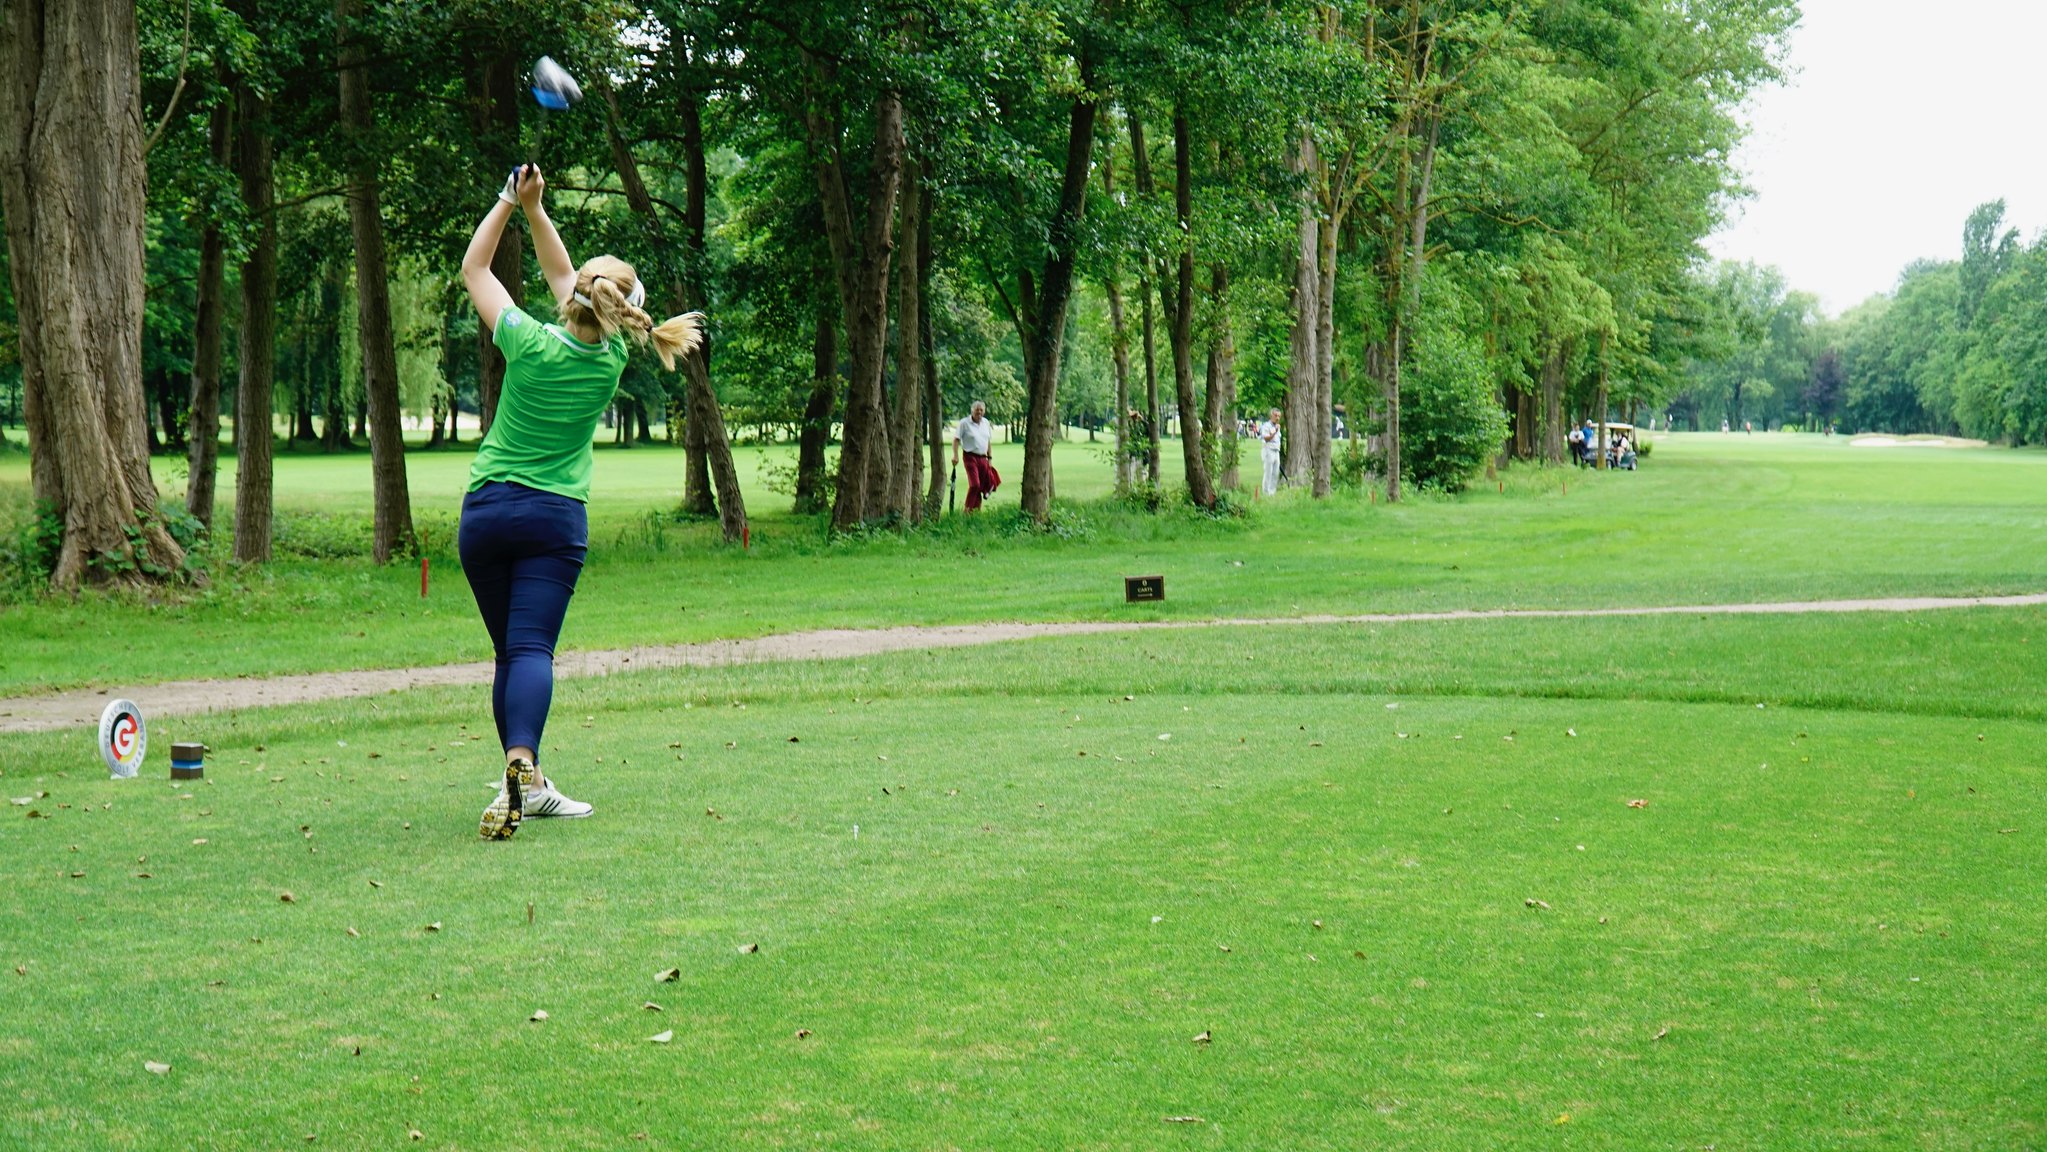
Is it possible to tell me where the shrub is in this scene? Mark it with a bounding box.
[1395,312,1509,492]
[0,498,60,599]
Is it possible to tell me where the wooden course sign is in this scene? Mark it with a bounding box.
[1124,575,1165,602]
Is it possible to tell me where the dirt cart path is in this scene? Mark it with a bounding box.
[5,592,2044,735]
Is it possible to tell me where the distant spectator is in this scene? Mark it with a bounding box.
[952,401,1000,512]
[1257,408,1283,494]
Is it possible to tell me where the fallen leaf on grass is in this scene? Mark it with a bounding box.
[642,1002,663,1012]
[1311,920,1323,930]
[528,1010,548,1023]
[648,1030,673,1044]
[191,838,208,846]
[368,880,382,889]
[1999,828,2017,835]
[1191,1031,1211,1045]
[1163,1116,1204,1124]
[737,943,759,955]
[1217,944,1232,953]
[1156,734,1171,742]
[1555,1113,1570,1125]
[787,736,800,743]
[1524,898,1551,910]
[345,927,360,938]
[144,1061,170,1075]
[279,891,296,903]
[655,968,680,983]
[425,922,441,932]
[134,873,153,880]
[1653,1026,1669,1041]
[1625,799,1648,809]
[794,1029,812,1039]
[12,965,23,976]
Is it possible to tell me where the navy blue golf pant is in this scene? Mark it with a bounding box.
[458,481,588,761]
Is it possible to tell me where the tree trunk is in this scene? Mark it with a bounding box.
[1018,95,1098,522]
[1129,112,1161,486]
[919,164,944,520]
[1166,107,1214,508]
[232,83,276,562]
[794,294,836,515]
[1284,133,1318,489]
[889,161,924,521]
[675,83,746,540]
[337,0,414,563]
[1105,276,1132,493]
[595,69,748,538]
[1312,194,1339,497]
[1203,263,1228,483]
[1540,340,1568,465]
[470,48,522,438]
[0,0,185,590]
[185,93,233,527]
[681,402,714,512]
[814,86,905,531]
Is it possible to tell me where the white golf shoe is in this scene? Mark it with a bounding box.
[523,775,593,819]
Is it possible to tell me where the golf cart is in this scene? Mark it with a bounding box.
[1599,423,1639,470]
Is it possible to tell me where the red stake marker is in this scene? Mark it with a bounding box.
[421,556,429,598]
[742,524,750,550]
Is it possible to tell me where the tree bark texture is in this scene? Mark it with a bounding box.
[1166,108,1215,508]
[812,86,904,531]
[1540,340,1568,465]
[889,162,924,521]
[232,83,275,563]
[1210,265,1240,490]
[1313,199,1339,496]
[469,48,522,438]
[919,165,944,520]
[336,0,415,563]
[794,294,836,515]
[1017,95,1098,522]
[1129,112,1161,485]
[185,92,233,527]
[0,0,186,589]
[1284,133,1318,489]
[1105,275,1132,493]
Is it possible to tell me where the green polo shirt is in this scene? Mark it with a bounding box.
[467,304,629,502]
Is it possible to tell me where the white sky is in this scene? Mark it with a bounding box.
[1706,0,2047,315]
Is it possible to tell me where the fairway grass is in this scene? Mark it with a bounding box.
[3,622,2043,1149]
[3,433,2045,696]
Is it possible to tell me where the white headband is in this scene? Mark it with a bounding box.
[573,278,646,310]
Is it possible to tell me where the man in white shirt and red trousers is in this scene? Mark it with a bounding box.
[952,400,1000,512]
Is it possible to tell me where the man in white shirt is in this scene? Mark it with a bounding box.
[1257,408,1283,495]
[952,400,1000,512]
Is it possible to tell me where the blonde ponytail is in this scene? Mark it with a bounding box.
[648,312,703,371]
[559,255,705,369]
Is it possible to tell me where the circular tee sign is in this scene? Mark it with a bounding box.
[98,699,146,778]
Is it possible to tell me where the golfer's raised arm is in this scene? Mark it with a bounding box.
[461,189,517,333]
[518,166,578,306]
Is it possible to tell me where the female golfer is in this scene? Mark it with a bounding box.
[460,164,700,840]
